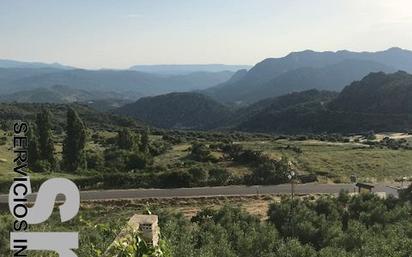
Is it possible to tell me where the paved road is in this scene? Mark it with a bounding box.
[0,183,401,203]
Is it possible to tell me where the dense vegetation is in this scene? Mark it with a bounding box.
[1,104,412,193]
[2,190,412,256]
[115,92,233,129]
[114,71,412,134]
[163,192,412,257]
[329,71,412,114]
[237,71,412,133]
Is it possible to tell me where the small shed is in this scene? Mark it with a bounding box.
[355,182,375,193]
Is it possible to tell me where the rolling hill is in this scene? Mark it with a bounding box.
[237,71,412,133]
[329,71,412,114]
[0,85,134,111]
[113,71,412,133]
[114,92,233,129]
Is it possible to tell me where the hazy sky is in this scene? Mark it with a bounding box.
[1,0,412,69]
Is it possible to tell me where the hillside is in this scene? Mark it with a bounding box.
[115,92,233,129]
[225,89,338,127]
[204,47,412,104]
[329,71,412,114]
[0,102,141,130]
[238,72,412,133]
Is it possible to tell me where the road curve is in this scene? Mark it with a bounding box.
[0,183,400,203]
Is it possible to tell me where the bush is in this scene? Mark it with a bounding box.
[159,171,192,188]
[246,158,290,185]
[104,149,129,171]
[188,167,209,186]
[188,143,215,162]
[32,160,53,172]
[0,136,7,145]
[127,151,151,170]
[86,151,104,170]
[209,168,231,185]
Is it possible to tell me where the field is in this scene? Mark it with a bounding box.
[1,127,412,193]
[239,138,412,182]
[151,133,412,183]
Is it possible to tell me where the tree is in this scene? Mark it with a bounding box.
[117,128,136,150]
[247,158,290,185]
[188,167,209,186]
[127,151,151,170]
[27,123,39,170]
[140,128,150,153]
[35,109,56,169]
[189,143,215,162]
[62,107,87,171]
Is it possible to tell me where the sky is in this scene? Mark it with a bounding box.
[1,0,412,69]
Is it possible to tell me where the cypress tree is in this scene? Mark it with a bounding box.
[62,107,87,171]
[27,123,39,169]
[35,109,56,169]
[139,128,150,153]
[118,128,135,150]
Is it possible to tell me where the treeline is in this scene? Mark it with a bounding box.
[27,108,87,172]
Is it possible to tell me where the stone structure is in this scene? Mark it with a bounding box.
[103,214,159,256]
[132,214,159,246]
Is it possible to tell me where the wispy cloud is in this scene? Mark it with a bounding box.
[125,13,143,19]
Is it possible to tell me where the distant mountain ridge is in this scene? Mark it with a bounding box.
[0,85,134,111]
[204,47,412,104]
[129,64,251,75]
[0,68,234,96]
[0,59,74,69]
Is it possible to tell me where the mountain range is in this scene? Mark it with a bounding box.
[204,47,412,104]
[0,85,133,111]
[0,59,73,69]
[0,67,234,97]
[117,71,412,133]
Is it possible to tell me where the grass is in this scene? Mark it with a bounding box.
[153,143,191,167]
[240,139,412,181]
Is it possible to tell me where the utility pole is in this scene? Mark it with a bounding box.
[288,170,296,237]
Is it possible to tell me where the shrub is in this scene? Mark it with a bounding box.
[0,136,6,146]
[159,171,192,188]
[127,151,151,170]
[188,143,214,162]
[32,160,53,173]
[86,151,104,170]
[188,167,209,186]
[209,168,231,185]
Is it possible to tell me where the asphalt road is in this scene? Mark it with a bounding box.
[0,183,401,203]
